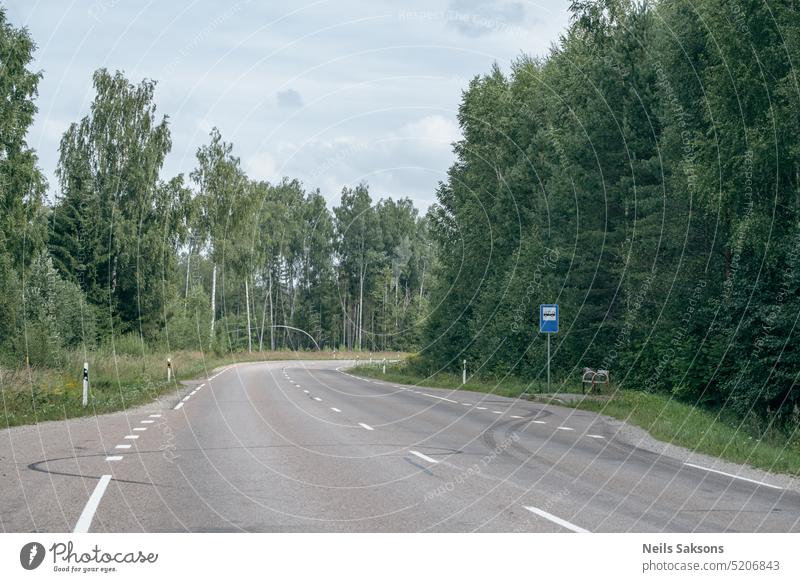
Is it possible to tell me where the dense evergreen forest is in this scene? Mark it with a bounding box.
[2,0,800,433]
[422,0,800,429]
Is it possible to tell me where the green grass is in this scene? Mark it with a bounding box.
[349,363,800,477]
[0,349,403,428]
[348,362,584,398]
[567,389,800,476]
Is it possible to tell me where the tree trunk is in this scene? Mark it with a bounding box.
[210,264,217,341]
[358,265,365,350]
[269,268,275,351]
[245,278,252,353]
[184,241,192,306]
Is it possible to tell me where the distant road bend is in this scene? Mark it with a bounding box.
[1,360,798,532]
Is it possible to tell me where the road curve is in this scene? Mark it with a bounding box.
[1,360,798,532]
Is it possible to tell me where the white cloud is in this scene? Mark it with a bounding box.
[245,151,278,182]
[276,88,304,109]
[196,117,215,134]
[397,114,461,144]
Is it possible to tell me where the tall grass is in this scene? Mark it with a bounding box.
[0,345,405,428]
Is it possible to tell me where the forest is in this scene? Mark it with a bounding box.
[0,9,432,369]
[421,0,800,430]
[2,0,800,433]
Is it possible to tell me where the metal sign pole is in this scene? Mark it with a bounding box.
[539,304,558,394]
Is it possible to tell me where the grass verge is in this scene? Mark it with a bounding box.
[348,362,584,398]
[349,363,800,476]
[0,350,403,428]
[566,390,800,476]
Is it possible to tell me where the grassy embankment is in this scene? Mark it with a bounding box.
[350,362,800,476]
[0,348,403,428]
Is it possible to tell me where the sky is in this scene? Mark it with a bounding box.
[6,0,571,210]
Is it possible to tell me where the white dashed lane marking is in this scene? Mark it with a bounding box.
[339,368,610,447]
[105,456,123,462]
[124,435,139,440]
[524,506,588,533]
[358,423,374,431]
[410,450,439,464]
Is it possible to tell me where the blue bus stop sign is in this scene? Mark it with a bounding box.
[539,304,558,333]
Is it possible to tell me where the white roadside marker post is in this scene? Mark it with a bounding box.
[167,357,172,382]
[82,362,89,407]
[382,358,386,374]
[462,359,466,385]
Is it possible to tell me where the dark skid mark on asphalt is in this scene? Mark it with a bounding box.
[28,455,167,487]
[404,457,435,476]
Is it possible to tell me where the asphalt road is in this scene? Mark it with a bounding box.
[2,360,799,532]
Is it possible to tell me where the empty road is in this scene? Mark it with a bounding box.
[2,360,798,532]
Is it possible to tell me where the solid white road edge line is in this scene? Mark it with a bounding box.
[524,506,589,533]
[358,423,374,431]
[410,450,439,464]
[73,474,112,533]
[683,462,783,490]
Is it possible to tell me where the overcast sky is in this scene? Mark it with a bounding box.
[7,0,570,210]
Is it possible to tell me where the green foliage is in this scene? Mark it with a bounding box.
[0,8,47,271]
[422,0,800,433]
[50,69,179,336]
